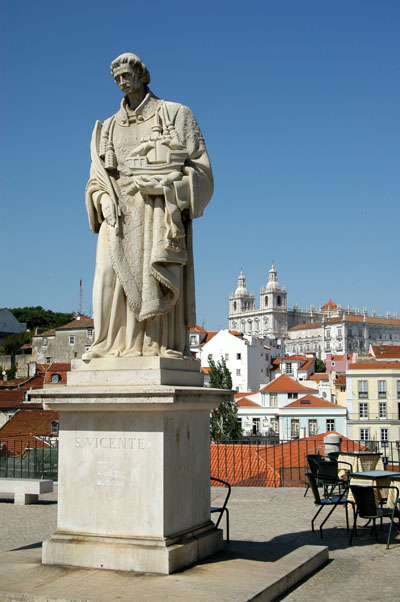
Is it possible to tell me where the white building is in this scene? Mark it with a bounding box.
[228,265,400,360]
[235,374,346,438]
[200,329,282,392]
[287,313,400,360]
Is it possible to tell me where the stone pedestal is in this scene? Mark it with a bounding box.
[33,359,230,574]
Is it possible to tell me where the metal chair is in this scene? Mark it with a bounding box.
[210,477,231,542]
[306,472,354,538]
[306,454,351,498]
[349,484,400,549]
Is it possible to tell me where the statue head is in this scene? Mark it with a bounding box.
[110,53,151,86]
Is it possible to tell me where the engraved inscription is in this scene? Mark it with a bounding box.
[95,461,126,487]
[74,436,151,450]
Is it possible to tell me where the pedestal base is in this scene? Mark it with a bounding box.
[33,372,231,576]
[43,526,222,574]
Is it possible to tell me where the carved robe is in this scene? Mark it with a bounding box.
[85,91,213,358]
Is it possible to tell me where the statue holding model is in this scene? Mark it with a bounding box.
[83,53,213,359]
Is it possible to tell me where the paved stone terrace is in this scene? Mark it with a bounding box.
[0,485,399,600]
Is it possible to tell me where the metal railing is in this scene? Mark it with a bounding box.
[1,437,398,487]
[0,439,58,480]
[211,438,400,487]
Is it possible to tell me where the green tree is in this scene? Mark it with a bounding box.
[9,306,75,331]
[0,331,31,356]
[315,358,326,373]
[209,357,242,442]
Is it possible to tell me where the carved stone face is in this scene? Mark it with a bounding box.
[113,64,142,95]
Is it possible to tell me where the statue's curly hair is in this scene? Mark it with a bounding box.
[110,53,151,85]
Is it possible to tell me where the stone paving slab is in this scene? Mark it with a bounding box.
[0,486,399,601]
[0,543,327,602]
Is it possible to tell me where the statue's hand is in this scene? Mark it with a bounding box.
[159,171,182,186]
[134,175,164,195]
[100,194,117,227]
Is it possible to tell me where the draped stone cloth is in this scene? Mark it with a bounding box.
[85,92,213,358]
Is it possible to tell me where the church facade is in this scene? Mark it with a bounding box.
[228,265,400,359]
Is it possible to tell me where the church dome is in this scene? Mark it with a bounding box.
[235,270,249,296]
[266,264,281,292]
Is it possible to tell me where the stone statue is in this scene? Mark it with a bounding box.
[83,53,213,359]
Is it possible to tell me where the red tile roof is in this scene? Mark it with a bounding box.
[284,394,339,409]
[308,373,329,381]
[189,324,208,334]
[289,322,322,331]
[0,409,59,437]
[260,374,316,393]
[321,300,338,311]
[211,433,364,487]
[371,345,400,359]
[298,358,315,371]
[57,318,94,330]
[235,397,261,407]
[210,431,365,487]
[34,329,56,338]
[334,375,346,385]
[349,361,400,370]
[234,391,258,398]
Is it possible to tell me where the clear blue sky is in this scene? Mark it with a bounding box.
[1,0,399,330]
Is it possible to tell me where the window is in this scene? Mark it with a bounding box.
[225,353,229,360]
[270,393,277,407]
[286,363,293,375]
[87,328,93,337]
[233,301,237,311]
[326,419,335,432]
[380,428,388,442]
[69,335,75,345]
[190,335,197,345]
[277,295,281,306]
[397,381,400,399]
[359,403,368,418]
[291,419,299,438]
[43,338,48,346]
[252,418,260,435]
[379,402,387,419]
[46,356,51,363]
[378,380,386,398]
[358,380,368,399]
[265,296,268,306]
[326,329,331,339]
[325,342,331,351]
[51,374,60,384]
[51,421,59,435]
[236,353,241,360]
[337,328,342,339]
[360,428,370,442]
[288,393,298,400]
[236,369,241,376]
[308,419,317,436]
[271,418,279,434]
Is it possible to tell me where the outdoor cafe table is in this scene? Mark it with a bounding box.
[348,470,400,506]
[338,451,383,475]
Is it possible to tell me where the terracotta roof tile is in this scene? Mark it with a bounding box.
[57,318,94,330]
[349,361,400,370]
[259,374,316,393]
[235,397,261,407]
[308,373,329,381]
[335,374,346,385]
[210,433,364,487]
[0,409,59,437]
[284,394,339,408]
[371,345,400,359]
[321,300,338,311]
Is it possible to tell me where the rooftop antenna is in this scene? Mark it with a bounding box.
[79,278,83,316]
